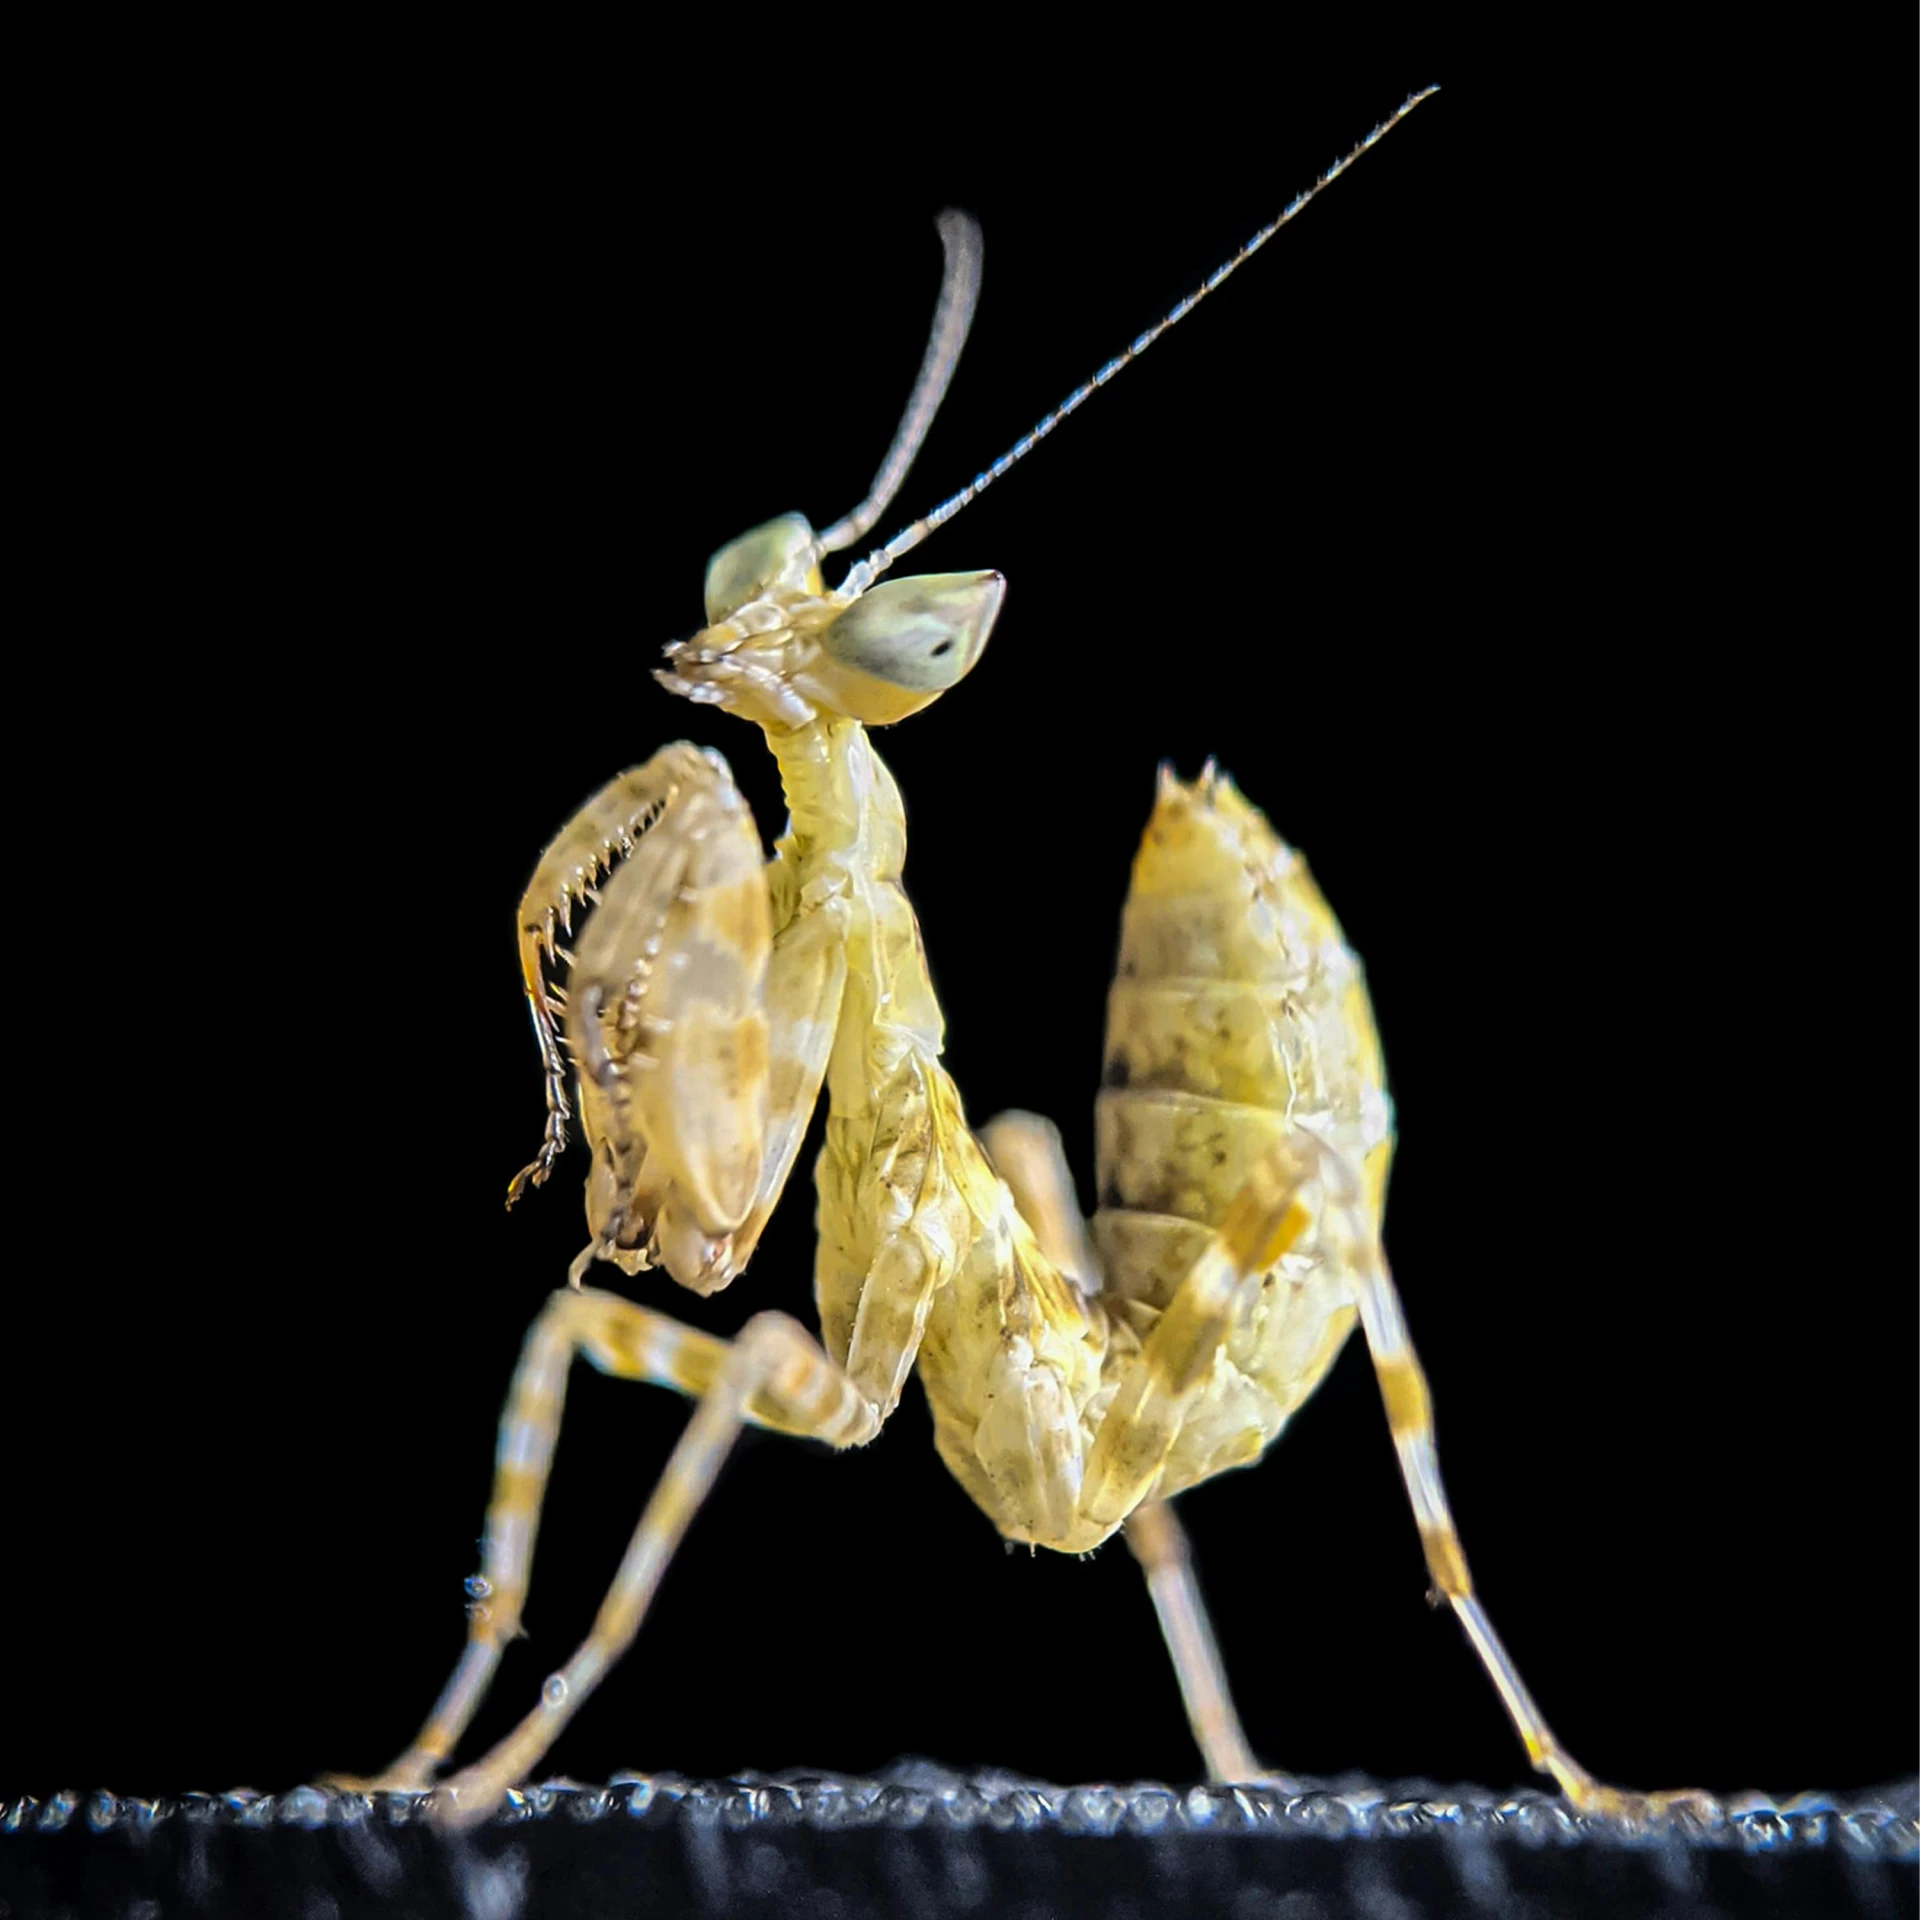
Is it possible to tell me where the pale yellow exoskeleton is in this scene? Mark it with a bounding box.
[351,89,1703,1827]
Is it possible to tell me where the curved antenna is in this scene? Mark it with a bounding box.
[816,210,986,557]
[837,85,1439,597]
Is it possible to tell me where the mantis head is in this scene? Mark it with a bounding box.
[663,513,1003,729]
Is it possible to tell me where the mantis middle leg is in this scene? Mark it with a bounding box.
[404,1051,968,1816]
[370,1002,964,1803]
[441,1295,876,1822]
[367,1289,875,1794]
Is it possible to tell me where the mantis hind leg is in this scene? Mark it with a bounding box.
[1092,1127,1712,1815]
[1347,1237,1713,1819]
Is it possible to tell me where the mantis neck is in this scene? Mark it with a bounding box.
[762,713,945,1095]
[763,714,907,889]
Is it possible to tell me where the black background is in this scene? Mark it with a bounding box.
[12,27,1912,1811]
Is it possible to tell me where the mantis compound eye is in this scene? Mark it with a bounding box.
[704,513,824,623]
[806,570,1006,722]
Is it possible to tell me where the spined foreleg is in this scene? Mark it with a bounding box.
[578,879,849,1293]
[509,743,852,1294]
[508,744,754,1205]
[669,895,848,1292]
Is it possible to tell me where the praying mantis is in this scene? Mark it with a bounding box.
[339,90,1713,1828]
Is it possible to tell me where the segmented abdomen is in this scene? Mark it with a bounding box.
[1092,766,1394,1315]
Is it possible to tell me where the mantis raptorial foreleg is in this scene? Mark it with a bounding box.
[507,740,853,1294]
[369,1289,876,1795]
[690,901,848,1287]
[581,888,852,1296]
[508,746,728,1206]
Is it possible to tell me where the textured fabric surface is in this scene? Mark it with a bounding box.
[5,1765,1914,1919]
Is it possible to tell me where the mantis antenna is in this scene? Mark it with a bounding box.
[816,210,986,557]
[836,83,1440,599]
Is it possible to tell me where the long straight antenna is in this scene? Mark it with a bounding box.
[837,85,1439,598]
